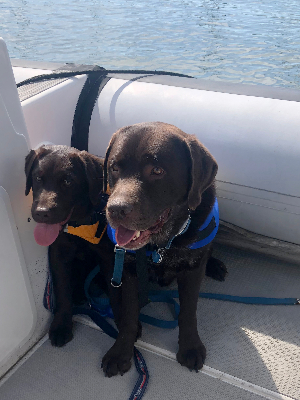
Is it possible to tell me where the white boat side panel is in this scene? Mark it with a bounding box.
[0,41,53,377]
[0,187,36,366]
[12,67,52,85]
[88,77,300,243]
[217,181,300,209]
[21,76,86,149]
[217,189,300,245]
[89,78,300,197]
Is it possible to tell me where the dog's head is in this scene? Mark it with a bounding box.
[104,122,217,250]
[25,145,103,246]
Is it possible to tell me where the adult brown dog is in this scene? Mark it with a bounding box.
[25,145,113,346]
[103,122,226,376]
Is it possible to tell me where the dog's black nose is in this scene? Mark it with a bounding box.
[107,202,133,219]
[35,206,50,220]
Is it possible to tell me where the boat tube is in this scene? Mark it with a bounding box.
[14,54,300,248]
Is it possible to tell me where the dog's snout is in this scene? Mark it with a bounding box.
[35,206,50,220]
[107,202,133,219]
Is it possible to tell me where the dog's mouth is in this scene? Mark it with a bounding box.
[33,210,73,247]
[115,209,170,250]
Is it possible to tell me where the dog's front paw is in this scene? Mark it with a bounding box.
[177,339,206,372]
[49,315,73,347]
[101,344,133,377]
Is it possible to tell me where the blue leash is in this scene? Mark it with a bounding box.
[84,264,300,332]
[44,262,299,400]
[44,264,149,400]
[149,290,300,307]
[72,305,149,400]
[138,290,299,329]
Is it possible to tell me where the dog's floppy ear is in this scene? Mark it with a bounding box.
[185,135,218,210]
[103,134,117,194]
[25,149,38,196]
[79,151,104,205]
[25,146,52,195]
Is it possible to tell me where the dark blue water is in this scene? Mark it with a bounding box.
[1,0,300,88]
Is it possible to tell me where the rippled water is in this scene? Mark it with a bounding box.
[1,0,300,88]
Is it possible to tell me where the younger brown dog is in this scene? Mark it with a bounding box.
[25,145,111,346]
[102,122,226,376]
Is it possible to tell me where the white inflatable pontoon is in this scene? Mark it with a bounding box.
[0,38,299,400]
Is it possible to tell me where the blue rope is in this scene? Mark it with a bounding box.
[45,261,299,400]
[139,292,180,329]
[129,348,149,400]
[82,265,300,333]
[149,289,299,306]
[73,305,149,400]
[137,290,299,330]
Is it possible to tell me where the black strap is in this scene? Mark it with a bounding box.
[196,216,216,242]
[135,247,150,309]
[71,68,110,151]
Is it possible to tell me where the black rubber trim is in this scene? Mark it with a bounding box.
[16,68,192,88]
[15,61,300,102]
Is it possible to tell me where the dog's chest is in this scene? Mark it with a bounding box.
[148,246,206,286]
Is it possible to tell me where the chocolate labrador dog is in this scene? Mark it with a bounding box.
[25,145,113,346]
[103,122,226,376]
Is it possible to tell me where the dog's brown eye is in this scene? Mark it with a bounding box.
[36,176,42,183]
[63,179,72,187]
[151,167,164,176]
[111,164,119,172]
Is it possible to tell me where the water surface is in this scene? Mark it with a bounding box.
[1,0,300,88]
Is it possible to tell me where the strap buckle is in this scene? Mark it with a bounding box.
[114,244,126,253]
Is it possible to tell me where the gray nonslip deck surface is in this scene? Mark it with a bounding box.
[0,324,266,400]
[1,244,299,400]
[142,244,300,399]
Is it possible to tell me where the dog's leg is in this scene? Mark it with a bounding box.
[176,256,207,372]
[102,268,140,377]
[48,244,74,347]
[205,245,227,281]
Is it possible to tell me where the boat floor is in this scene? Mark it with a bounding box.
[0,244,299,400]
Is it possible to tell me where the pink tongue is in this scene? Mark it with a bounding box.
[34,223,61,246]
[115,226,138,247]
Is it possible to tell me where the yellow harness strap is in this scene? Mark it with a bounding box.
[66,188,110,244]
[67,222,107,244]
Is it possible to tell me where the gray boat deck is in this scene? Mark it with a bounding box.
[0,244,299,400]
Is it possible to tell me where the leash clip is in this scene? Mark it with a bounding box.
[152,248,163,263]
[111,278,122,288]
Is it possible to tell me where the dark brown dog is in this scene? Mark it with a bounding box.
[103,122,226,376]
[25,145,113,346]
